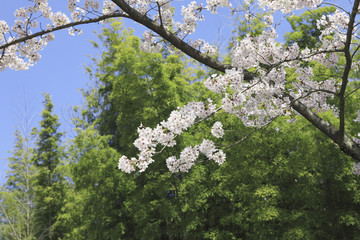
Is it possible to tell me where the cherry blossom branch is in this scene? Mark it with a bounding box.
[0,12,128,51]
[195,107,221,123]
[2,0,359,170]
[295,89,338,101]
[111,0,224,69]
[111,0,255,81]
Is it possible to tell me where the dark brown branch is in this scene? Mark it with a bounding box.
[290,97,360,160]
[0,13,128,51]
[345,84,360,98]
[338,0,359,136]
[156,2,164,26]
[352,43,360,58]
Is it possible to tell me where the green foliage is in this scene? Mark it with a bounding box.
[59,126,129,239]
[285,6,336,49]
[174,111,360,239]
[231,3,270,44]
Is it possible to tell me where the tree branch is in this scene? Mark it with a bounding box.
[3,1,356,160]
[290,97,360,160]
[111,0,226,70]
[338,0,359,136]
[0,13,128,51]
[111,0,255,81]
[345,84,360,98]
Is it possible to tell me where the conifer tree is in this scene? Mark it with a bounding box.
[33,93,64,240]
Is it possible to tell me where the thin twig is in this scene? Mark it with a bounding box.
[156,2,164,26]
[223,117,278,151]
[345,84,360,98]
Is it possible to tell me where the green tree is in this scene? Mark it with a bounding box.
[33,94,65,240]
[0,129,37,240]
[60,20,204,239]
[59,126,128,239]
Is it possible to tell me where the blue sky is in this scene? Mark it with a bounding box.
[0,1,105,184]
[0,1,238,185]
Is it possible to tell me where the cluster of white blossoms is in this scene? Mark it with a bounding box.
[256,0,323,13]
[316,9,348,52]
[136,0,230,54]
[0,0,56,70]
[353,162,360,175]
[166,147,199,172]
[177,1,204,35]
[0,0,121,71]
[199,139,225,164]
[165,138,225,172]
[0,21,9,43]
[0,0,58,69]
[140,31,162,53]
[118,100,220,173]
[50,12,71,27]
[102,1,119,15]
[211,121,224,138]
[153,0,174,26]
[190,39,218,56]
[202,9,345,127]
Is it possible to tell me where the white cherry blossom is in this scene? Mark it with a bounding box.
[211,121,224,138]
